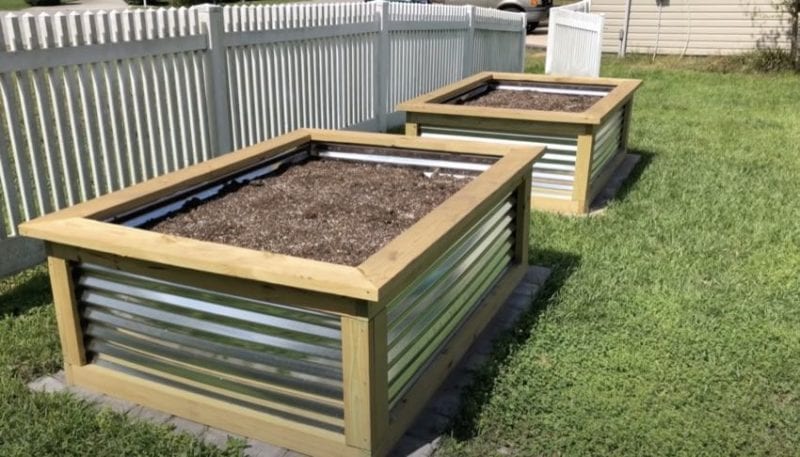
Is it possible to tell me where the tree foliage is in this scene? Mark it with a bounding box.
[777,0,800,69]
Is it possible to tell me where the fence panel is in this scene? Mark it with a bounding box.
[0,2,524,276]
[0,8,210,238]
[472,7,526,75]
[545,3,604,77]
[222,3,379,150]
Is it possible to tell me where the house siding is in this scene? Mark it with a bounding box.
[590,0,791,55]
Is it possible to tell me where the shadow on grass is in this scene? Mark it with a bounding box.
[446,248,581,442]
[0,266,52,318]
[612,149,655,206]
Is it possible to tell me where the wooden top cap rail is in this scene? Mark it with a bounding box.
[396,71,643,126]
[20,129,544,303]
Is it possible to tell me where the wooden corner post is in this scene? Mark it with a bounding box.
[46,252,87,382]
[572,126,595,213]
[514,172,532,265]
[341,308,389,455]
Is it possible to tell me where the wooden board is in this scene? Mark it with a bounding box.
[47,256,86,381]
[68,364,363,457]
[397,71,642,126]
[22,130,541,302]
[342,312,389,452]
[49,244,368,317]
[359,147,543,300]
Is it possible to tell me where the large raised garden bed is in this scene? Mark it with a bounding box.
[397,72,642,214]
[20,129,543,457]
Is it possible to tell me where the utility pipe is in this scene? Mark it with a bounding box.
[619,0,632,57]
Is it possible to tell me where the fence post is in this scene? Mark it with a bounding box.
[519,13,526,72]
[374,1,389,132]
[198,5,233,156]
[463,5,475,77]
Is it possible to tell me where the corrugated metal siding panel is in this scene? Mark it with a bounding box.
[591,0,791,55]
[386,195,515,407]
[420,127,578,200]
[76,263,345,434]
[590,107,623,181]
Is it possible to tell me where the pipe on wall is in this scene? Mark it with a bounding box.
[619,0,632,56]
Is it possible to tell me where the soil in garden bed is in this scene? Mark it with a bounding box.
[146,159,470,266]
[461,89,600,112]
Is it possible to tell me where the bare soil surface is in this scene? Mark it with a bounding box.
[462,89,600,112]
[147,159,470,266]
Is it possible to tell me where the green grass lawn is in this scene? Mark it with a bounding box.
[1,53,799,456]
[438,54,800,456]
[0,0,29,11]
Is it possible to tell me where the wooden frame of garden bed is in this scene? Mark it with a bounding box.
[398,72,642,214]
[20,129,543,457]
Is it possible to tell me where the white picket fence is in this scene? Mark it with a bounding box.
[557,0,591,12]
[0,2,524,275]
[545,0,603,77]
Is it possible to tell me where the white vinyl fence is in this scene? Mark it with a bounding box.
[545,0,604,77]
[0,2,524,275]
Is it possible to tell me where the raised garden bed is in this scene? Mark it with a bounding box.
[397,72,642,214]
[20,129,543,457]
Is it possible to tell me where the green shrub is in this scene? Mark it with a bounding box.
[708,48,795,73]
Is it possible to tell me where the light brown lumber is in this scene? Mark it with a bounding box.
[24,218,378,301]
[341,311,389,453]
[69,364,362,457]
[572,127,596,213]
[47,256,86,381]
[48,244,367,317]
[359,147,543,300]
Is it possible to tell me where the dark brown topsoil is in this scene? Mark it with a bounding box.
[461,89,600,112]
[147,159,470,266]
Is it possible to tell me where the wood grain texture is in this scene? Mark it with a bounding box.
[305,128,516,157]
[46,256,86,376]
[69,364,363,457]
[530,196,584,214]
[23,130,541,302]
[398,71,642,125]
[26,218,378,300]
[48,244,367,317]
[359,146,543,300]
[406,111,586,137]
[342,312,389,452]
[572,128,596,213]
[514,173,532,264]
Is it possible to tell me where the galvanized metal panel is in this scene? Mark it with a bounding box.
[75,262,344,433]
[386,195,515,407]
[590,107,624,181]
[420,126,578,197]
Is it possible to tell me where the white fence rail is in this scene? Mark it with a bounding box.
[545,0,603,77]
[0,2,524,272]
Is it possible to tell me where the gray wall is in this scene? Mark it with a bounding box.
[592,0,791,55]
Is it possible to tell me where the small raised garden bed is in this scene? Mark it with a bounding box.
[20,129,543,457]
[398,72,642,214]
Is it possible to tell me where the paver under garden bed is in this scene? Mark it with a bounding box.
[20,129,543,457]
[398,72,642,214]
